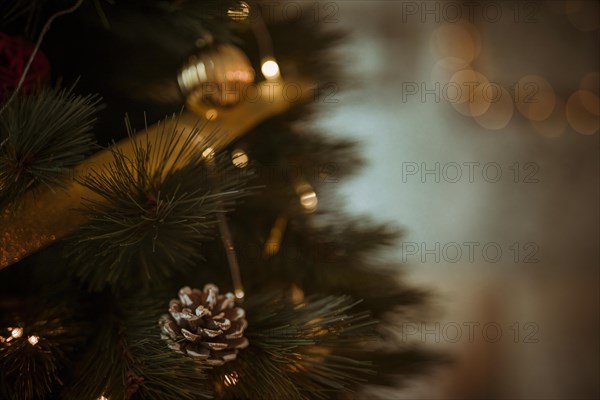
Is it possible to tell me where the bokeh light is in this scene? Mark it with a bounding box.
[566,90,600,135]
[431,57,470,87]
[261,59,280,80]
[531,96,567,138]
[474,87,514,130]
[430,23,481,63]
[231,149,249,168]
[515,75,556,121]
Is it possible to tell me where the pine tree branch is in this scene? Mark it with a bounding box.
[65,116,253,292]
[66,295,212,400]
[0,85,99,210]
[0,301,86,400]
[213,293,378,400]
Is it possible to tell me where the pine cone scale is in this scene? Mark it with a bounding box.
[160,284,248,365]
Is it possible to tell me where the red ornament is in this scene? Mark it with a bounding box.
[0,33,50,101]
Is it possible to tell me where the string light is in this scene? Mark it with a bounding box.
[295,181,318,213]
[223,372,239,387]
[11,327,23,339]
[27,335,39,346]
[202,147,215,159]
[231,149,249,168]
[299,191,318,212]
[234,289,245,300]
[261,58,280,80]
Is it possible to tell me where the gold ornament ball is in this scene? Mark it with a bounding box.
[227,1,251,21]
[178,44,255,108]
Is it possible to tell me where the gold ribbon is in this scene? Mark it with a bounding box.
[1,79,314,269]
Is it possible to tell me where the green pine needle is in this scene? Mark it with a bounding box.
[0,85,99,210]
[214,294,377,400]
[0,303,86,400]
[66,296,212,400]
[66,116,252,292]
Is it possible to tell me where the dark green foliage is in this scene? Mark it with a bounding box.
[0,85,99,209]
[211,294,376,400]
[66,117,252,292]
[66,296,212,400]
[0,1,441,399]
[0,302,86,400]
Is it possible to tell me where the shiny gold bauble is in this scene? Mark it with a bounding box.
[227,1,251,21]
[178,43,255,108]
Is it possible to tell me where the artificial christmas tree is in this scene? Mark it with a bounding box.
[1,1,439,399]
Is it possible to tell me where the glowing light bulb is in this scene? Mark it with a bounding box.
[261,59,280,80]
[202,147,215,159]
[11,327,23,339]
[234,289,245,300]
[205,108,218,120]
[224,372,239,386]
[27,335,39,346]
[300,191,318,212]
[231,149,249,168]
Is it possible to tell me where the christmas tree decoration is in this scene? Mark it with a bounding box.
[178,43,255,108]
[0,79,314,270]
[231,148,249,168]
[260,57,281,80]
[0,302,86,400]
[211,293,378,400]
[227,1,251,22]
[0,2,439,399]
[65,118,251,292]
[0,85,99,209]
[160,285,249,366]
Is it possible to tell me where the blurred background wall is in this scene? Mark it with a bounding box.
[311,1,599,398]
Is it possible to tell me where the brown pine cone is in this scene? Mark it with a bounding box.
[159,284,248,366]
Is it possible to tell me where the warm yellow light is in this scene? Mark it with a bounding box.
[231,149,249,168]
[227,1,250,21]
[449,69,489,106]
[474,87,514,130]
[27,335,39,346]
[205,108,218,120]
[430,23,481,63]
[234,289,245,300]
[202,147,215,159]
[11,327,23,339]
[566,90,600,135]
[224,372,239,386]
[300,191,318,212]
[98,396,109,400]
[531,96,567,139]
[515,75,556,121]
[261,59,280,80]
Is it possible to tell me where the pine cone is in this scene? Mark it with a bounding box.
[159,284,248,366]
